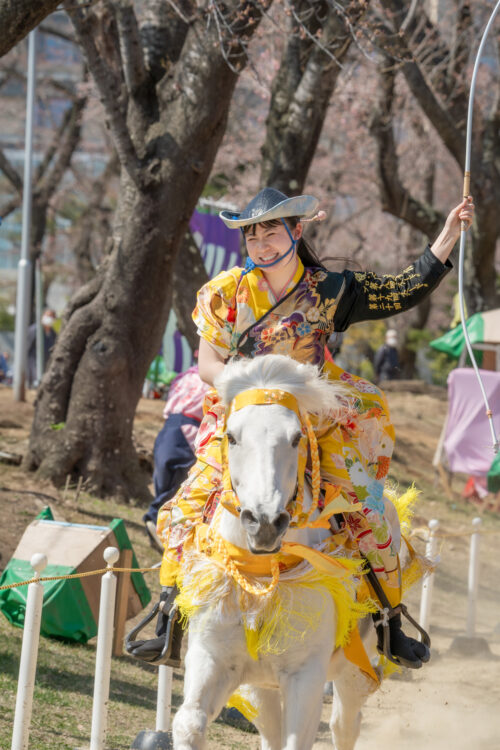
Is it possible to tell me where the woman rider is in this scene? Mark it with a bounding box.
[130,187,474,670]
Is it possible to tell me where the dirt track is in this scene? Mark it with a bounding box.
[1,384,500,749]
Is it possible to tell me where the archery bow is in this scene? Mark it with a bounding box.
[458,0,500,454]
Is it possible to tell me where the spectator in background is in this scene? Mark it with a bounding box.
[374,328,400,381]
[27,309,57,388]
[0,350,11,384]
[144,364,210,552]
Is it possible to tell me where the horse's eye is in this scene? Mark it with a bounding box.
[291,432,302,448]
[227,433,237,445]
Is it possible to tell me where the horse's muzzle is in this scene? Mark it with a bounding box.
[240,508,290,553]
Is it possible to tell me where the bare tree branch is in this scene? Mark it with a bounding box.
[139,0,192,83]
[261,0,367,193]
[447,0,472,88]
[0,194,21,221]
[63,0,144,187]
[0,0,61,58]
[0,148,23,193]
[369,59,445,239]
[37,92,88,203]
[374,5,466,167]
[114,0,147,96]
[39,22,76,44]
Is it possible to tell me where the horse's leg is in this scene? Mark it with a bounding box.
[279,657,328,750]
[329,655,379,750]
[172,641,242,750]
[250,687,282,750]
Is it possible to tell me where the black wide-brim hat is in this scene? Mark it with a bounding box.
[219,187,319,229]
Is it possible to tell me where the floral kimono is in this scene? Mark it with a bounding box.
[158,246,450,601]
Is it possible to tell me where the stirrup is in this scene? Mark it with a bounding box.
[362,557,431,668]
[125,589,181,667]
[373,603,431,668]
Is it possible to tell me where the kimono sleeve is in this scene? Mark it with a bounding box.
[333,245,452,331]
[192,271,238,358]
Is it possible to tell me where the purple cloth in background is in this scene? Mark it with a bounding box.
[167,209,242,373]
[444,368,500,475]
[190,209,241,279]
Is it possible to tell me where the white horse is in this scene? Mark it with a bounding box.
[172,354,386,750]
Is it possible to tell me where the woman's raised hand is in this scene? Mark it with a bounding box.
[445,196,475,237]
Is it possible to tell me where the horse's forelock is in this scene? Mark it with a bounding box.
[215,355,349,421]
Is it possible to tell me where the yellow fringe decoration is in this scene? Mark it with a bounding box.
[386,484,420,536]
[386,483,435,595]
[226,690,259,722]
[176,481,431,721]
[176,549,374,661]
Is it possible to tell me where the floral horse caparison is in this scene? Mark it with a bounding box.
[127,187,472,671]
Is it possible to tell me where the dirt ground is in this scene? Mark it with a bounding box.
[1,383,500,749]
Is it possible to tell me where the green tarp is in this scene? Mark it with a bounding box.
[147,355,177,386]
[487,451,500,493]
[429,314,485,357]
[0,558,95,643]
[0,510,150,643]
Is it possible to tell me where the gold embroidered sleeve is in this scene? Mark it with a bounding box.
[333,245,452,331]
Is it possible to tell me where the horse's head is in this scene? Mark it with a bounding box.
[215,354,348,554]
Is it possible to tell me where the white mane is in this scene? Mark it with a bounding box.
[215,354,349,422]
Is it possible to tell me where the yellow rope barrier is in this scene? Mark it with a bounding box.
[0,566,159,592]
[410,527,500,542]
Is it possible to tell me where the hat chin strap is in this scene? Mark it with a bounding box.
[241,219,297,275]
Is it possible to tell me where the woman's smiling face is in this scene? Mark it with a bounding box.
[244,220,302,274]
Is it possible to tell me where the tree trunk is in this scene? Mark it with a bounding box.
[27,186,177,499]
[172,231,209,352]
[0,0,62,58]
[26,0,267,500]
[260,0,366,193]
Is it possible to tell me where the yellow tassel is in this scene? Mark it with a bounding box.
[227,689,259,722]
[386,483,420,535]
[178,548,374,662]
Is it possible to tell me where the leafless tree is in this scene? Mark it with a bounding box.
[26,0,270,500]
[371,0,500,313]
[261,0,368,194]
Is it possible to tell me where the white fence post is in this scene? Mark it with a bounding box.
[11,552,47,750]
[90,546,120,750]
[156,666,173,732]
[465,517,482,638]
[419,519,440,633]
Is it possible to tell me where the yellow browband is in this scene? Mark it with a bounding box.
[223,387,361,528]
[228,388,301,418]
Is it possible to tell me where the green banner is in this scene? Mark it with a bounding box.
[430,314,485,357]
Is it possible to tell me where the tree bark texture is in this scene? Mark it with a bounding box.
[0,0,62,58]
[27,0,267,499]
[260,0,367,194]
[172,231,209,352]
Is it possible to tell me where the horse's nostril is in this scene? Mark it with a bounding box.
[272,511,290,536]
[240,509,259,531]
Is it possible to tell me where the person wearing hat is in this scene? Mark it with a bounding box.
[143,187,474,669]
[374,328,401,382]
